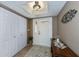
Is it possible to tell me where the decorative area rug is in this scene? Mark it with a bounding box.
[24,45,51,57]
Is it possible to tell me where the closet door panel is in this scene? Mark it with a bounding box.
[0,7,27,56]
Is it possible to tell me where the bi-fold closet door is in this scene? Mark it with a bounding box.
[0,7,27,57]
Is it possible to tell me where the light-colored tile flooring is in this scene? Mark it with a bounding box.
[14,45,32,57]
[14,45,51,57]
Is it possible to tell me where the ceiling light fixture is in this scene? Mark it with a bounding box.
[24,1,48,15]
[33,1,41,11]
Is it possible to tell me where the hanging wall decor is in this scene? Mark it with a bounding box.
[61,9,78,23]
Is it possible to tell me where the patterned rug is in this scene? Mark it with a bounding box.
[24,45,51,57]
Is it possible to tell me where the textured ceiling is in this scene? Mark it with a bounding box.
[0,1,67,18]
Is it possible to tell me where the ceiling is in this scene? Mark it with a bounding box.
[0,1,67,18]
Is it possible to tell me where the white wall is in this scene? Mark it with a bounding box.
[58,2,79,56]
[0,7,27,57]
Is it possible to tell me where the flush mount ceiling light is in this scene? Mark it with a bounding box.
[23,1,48,15]
[33,1,41,11]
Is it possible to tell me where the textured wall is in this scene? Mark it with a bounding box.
[58,1,79,56]
[53,16,58,38]
[27,20,33,38]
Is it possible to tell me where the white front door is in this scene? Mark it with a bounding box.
[33,17,52,47]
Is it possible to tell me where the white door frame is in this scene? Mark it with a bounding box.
[33,17,53,47]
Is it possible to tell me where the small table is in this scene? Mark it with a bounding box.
[51,38,78,57]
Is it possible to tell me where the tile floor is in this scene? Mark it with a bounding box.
[14,45,51,57]
[24,45,51,57]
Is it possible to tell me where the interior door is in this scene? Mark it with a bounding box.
[33,17,52,47]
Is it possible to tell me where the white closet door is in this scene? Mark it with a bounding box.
[0,7,27,57]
